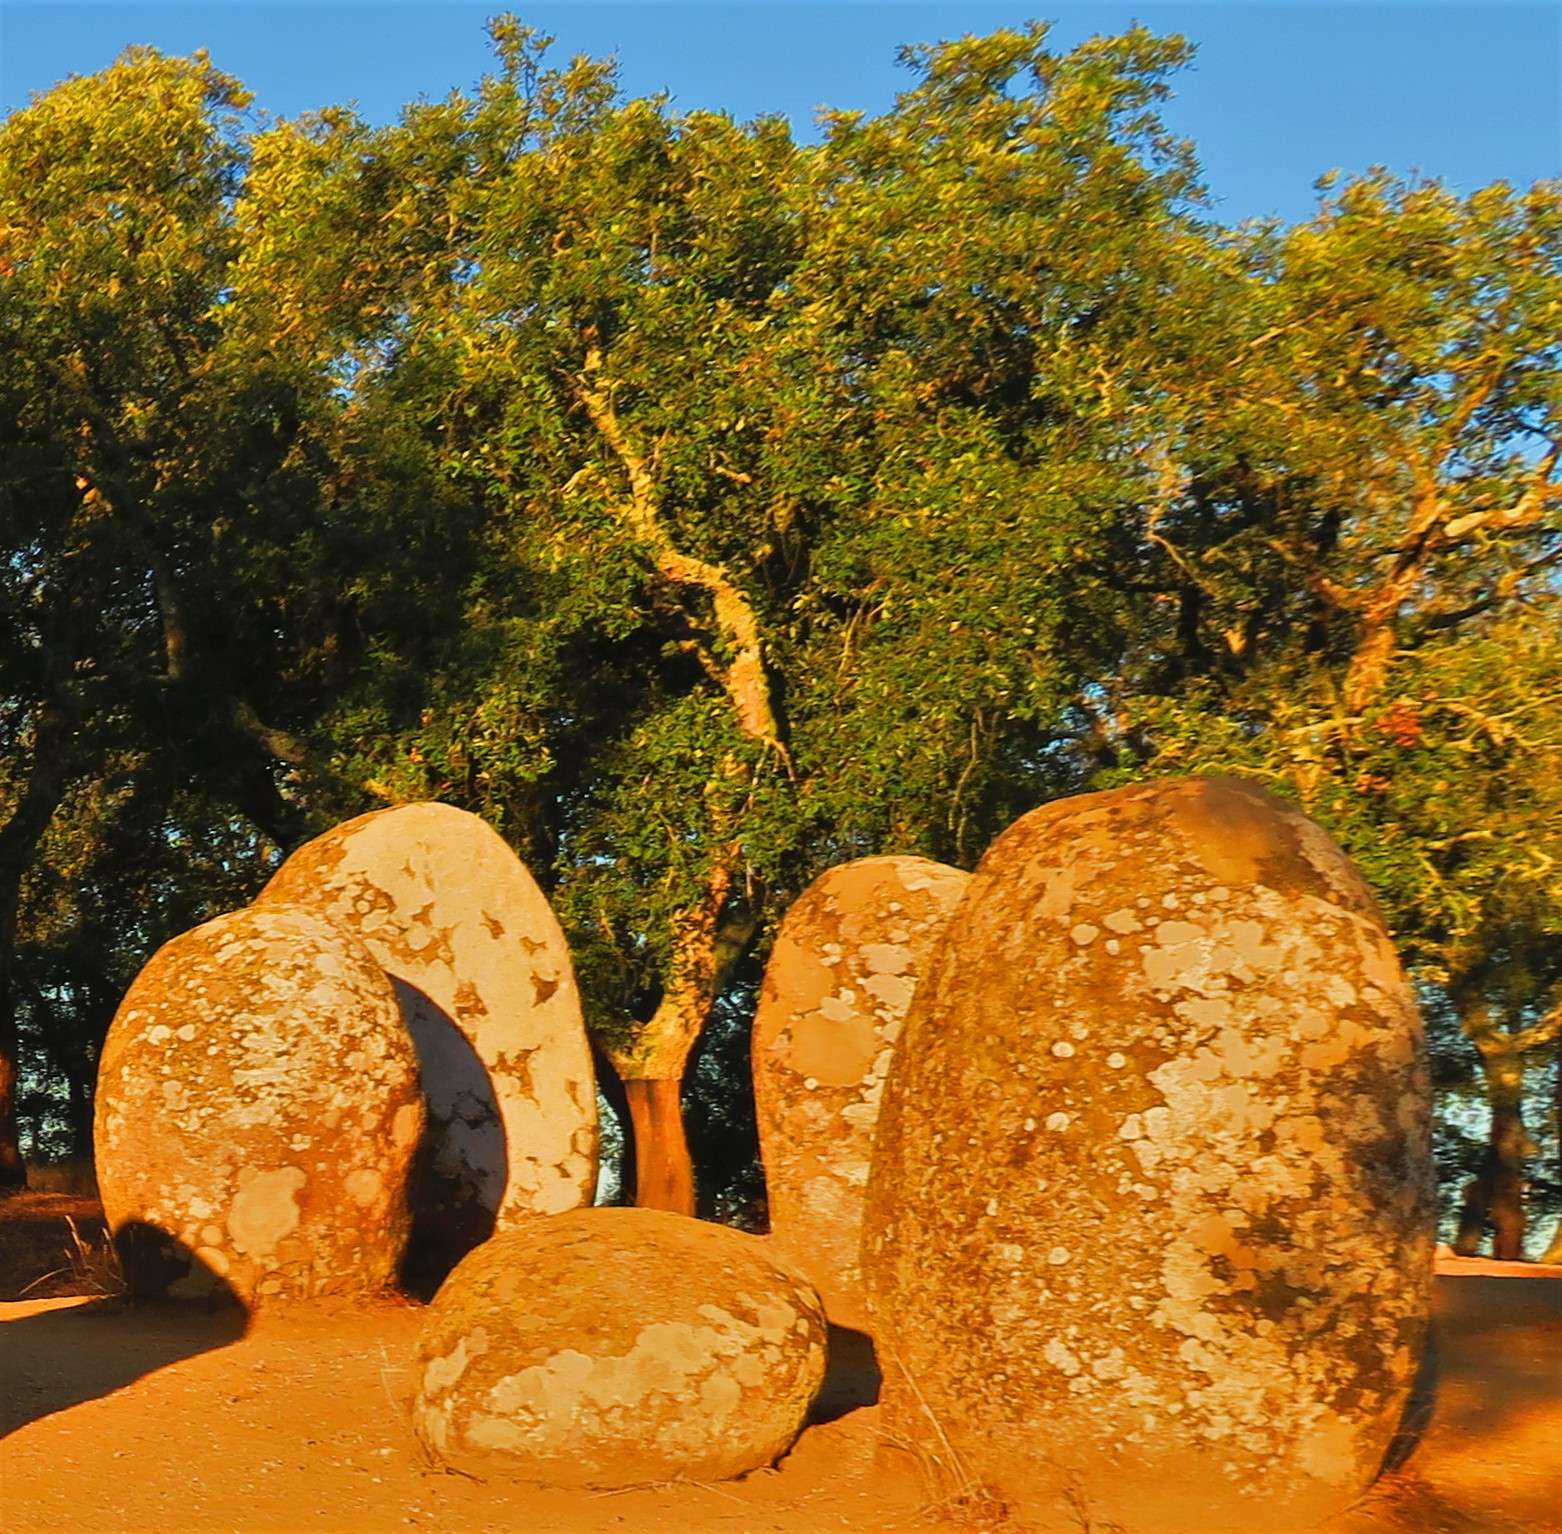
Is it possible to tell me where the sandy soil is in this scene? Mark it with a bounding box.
[2,1200,1558,1534]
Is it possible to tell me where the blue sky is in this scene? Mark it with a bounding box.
[0,2,1556,225]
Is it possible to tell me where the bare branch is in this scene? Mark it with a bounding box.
[575,346,792,775]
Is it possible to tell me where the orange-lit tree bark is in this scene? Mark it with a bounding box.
[573,355,781,1213]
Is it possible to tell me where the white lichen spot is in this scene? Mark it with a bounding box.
[1051,1041,1075,1059]
[1043,1338,1081,1375]
[1047,1246,1072,1266]
[1107,1052,1127,1069]
[1069,923,1100,947]
[1046,1112,1071,1132]
[345,1167,385,1208]
[226,1166,307,1256]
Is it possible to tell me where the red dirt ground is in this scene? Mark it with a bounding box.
[2,1195,1558,1534]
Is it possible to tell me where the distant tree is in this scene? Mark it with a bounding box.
[1091,171,1562,1252]
[0,48,469,1183]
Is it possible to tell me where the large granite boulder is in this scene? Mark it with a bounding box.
[862,777,1434,1534]
[411,1207,828,1486]
[752,855,967,1330]
[95,903,423,1305]
[259,803,597,1275]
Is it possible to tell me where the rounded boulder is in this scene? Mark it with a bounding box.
[95,903,424,1304]
[752,855,968,1329]
[862,777,1434,1534]
[259,803,598,1275]
[412,1207,828,1486]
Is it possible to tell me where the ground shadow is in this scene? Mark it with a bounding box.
[392,977,507,1300]
[810,1324,882,1424]
[1,1228,248,1439]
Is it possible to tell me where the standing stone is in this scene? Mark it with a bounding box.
[259,803,597,1275]
[752,856,968,1331]
[411,1207,828,1486]
[862,777,1434,1534]
[95,904,424,1305]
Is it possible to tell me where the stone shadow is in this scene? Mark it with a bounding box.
[0,1226,248,1439]
[810,1324,882,1424]
[393,978,507,1300]
[1378,1321,1439,1474]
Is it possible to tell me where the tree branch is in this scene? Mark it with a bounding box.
[575,346,792,774]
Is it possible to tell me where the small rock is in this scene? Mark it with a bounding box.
[411,1207,827,1486]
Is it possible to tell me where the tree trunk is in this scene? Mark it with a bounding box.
[0,692,81,1191]
[601,851,758,1219]
[0,1005,23,1191]
[1543,1218,1562,1267]
[1452,1165,1491,1256]
[622,1077,695,1216]
[1453,1045,1529,1259]
[1542,1057,1562,1266]
[588,1036,637,1205]
[66,1057,92,1163]
[1490,1085,1528,1261]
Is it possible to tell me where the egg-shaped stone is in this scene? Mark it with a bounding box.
[259,803,597,1279]
[95,903,424,1305]
[412,1207,827,1486]
[752,855,967,1330]
[862,777,1434,1534]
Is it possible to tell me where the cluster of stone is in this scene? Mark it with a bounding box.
[411,1207,827,1486]
[860,778,1435,1533]
[751,855,967,1331]
[94,802,598,1306]
[93,775,1435,1508]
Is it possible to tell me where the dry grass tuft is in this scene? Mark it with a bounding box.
[1060,1478,1129,1534]
[879,1344,1017,1529]
[18,1214,125,1299]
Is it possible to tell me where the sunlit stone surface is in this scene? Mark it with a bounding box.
[752,855,967,1330]
[260,803,597,1275]
[95,903,423,1305]
[862,777,1434,1533]
[411,1207,828,1486]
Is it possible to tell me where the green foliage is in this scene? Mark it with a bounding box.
[2,20,1558,1227]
